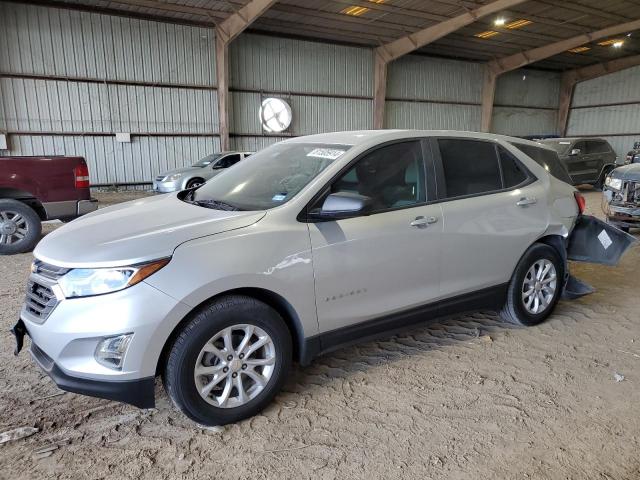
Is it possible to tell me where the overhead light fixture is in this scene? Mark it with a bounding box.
[475,30,500,39]
[341,5,369,16]
[568,46,591,53]
[494,17,506,27]
[597,38,624,46]
[505,19,532,29]
[613,40,624,48]
[369,0,386,3]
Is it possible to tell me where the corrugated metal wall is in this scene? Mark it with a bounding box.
[0,2,569,184]
[386,56,482,131]
[228,34,373,151]
[567,65,640,157]
[0,2,219,185]
[492,69,560,136]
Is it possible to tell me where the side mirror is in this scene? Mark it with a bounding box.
[308,192,372,221]
[570,148,581,156]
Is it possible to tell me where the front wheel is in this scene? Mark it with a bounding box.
[163,295,292,426]
[186,178,204,189]
[500,243,564,326]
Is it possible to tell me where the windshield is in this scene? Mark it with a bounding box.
[187,143,351,211]
[539,140,573,156]
[192,153,223,168]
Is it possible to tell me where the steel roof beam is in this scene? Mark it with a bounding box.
[373,0,529,129]
[480,17,640,132]
[558,54,640,136]
[215,0,279,150]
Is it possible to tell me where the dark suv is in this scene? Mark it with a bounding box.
[539,138,619,188]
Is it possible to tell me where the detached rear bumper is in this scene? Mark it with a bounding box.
[28,333,155,409]
[568,215,638,266]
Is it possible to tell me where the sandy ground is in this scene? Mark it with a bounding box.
[1,189,639,480]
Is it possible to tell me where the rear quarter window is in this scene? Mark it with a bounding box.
[510,143,573,185]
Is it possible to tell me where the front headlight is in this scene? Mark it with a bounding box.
[165,173,183,182]
[58,258,169,298]
[605,176,622,190]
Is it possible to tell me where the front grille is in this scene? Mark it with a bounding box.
[624,181,639,205]
[25,280,58,321]
[24,260,66,323]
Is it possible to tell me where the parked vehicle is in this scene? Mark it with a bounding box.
[625,141,640,165]
[538,137,620,188]
[0,156,97,254]
[13,131,636,426]
[603,163,640,232]
[153,151,253,193]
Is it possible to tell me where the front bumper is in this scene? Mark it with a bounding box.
[152,180,181,193]
[18,277,191,407]
[25,331,155,409]
[606,204,640,228]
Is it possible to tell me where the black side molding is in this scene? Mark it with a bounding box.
[302,283,508,362]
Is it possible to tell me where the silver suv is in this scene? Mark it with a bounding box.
[153,151,253,193]
[14,130,634,426]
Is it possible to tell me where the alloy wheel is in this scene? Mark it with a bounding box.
[193,324,276,408]
[521,259,557,315]
[0,210,29,246]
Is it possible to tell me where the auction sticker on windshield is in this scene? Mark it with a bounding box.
[307,148,346,160]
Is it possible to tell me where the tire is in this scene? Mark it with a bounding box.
[500,243,564,326]
[0,199,42,255]
[186,178,204,189]
[163,295,292,426]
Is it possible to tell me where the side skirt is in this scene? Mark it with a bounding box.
[299,283,508,366]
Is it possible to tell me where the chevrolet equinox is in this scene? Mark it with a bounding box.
[14,130,634,426]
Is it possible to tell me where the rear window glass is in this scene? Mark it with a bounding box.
[438,139,502,198]
[510,143,573,184]
[498,147,528,188]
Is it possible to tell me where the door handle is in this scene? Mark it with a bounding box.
[516,197,537,207]
[410,216,438,228]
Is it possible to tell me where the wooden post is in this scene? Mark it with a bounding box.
[557,73,576,137]
[215,36,230,151]
[373,51,388,130]
[480,66,497,133]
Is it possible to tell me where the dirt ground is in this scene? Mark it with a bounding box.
[1,189,639,480]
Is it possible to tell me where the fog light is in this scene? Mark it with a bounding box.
[95,334,133,370]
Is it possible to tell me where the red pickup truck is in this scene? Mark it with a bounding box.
[0,156,98,254]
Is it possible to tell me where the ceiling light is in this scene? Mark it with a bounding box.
[494,17,506,26]
[505,19,532,29]
[597,38,624,46]
[568,46,591,53]
[369,0,386,3]
[613,41,624,48]
[475,30,500,39]
[341,5,369,16]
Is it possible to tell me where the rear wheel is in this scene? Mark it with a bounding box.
[500,243,563,326]
[0,199,42,255]
[163,295,292,426]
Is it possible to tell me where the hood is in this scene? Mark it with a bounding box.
[35,194,265,268]
[158,166,203,178]
[609,164,640,181]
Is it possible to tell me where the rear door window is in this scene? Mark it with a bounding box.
[510,143,573,184]
[437,139,502,198]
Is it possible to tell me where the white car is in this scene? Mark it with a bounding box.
[14,130,635,426]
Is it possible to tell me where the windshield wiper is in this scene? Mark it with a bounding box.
[191,199,243,211]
